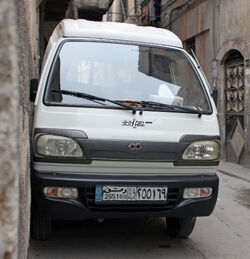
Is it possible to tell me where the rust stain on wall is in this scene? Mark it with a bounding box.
[197,3,202,34]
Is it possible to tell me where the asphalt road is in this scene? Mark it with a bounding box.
[28,171,250,259]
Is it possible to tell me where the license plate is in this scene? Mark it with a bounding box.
[95,185,168,203]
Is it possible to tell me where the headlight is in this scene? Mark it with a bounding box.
[183,187,213,199]
[182,141,220,160]
[35,134,83,157]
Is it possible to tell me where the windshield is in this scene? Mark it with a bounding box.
[45,41,211,112]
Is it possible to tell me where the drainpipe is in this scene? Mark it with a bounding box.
[120,0,127,21]
[71,0,78,19]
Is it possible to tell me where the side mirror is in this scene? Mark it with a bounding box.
[210,89,218,105]
[30,78,38,102]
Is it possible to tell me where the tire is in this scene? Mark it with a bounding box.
[166,217,196,238]
[31,213,52,241]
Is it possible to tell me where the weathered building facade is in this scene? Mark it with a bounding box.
[39,0,113,60]
[103,0,140,23]
[108,0,250,168]
[0,0,39,258]
[160,0,250,168]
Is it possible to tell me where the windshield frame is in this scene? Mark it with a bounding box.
[43,39,213,115]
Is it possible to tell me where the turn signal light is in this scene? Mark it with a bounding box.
[44,187,78,199]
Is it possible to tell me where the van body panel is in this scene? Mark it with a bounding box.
[34,105,219,141]
[33,161,217,175]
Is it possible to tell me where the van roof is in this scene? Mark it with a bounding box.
[51,19,183,48]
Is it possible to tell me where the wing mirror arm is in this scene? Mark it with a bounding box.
[30,78,38,102]
[210,89,218,105]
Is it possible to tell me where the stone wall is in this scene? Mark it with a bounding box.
[15,0,38,258]
[0,0,19,258]
[0,0,38,258]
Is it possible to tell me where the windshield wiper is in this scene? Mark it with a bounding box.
[171,105,203,118]
[120,100,203,118]
[51,89,138,114]
[141,101,203,118]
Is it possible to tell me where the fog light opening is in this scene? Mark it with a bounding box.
[183,187,212,199]
[44,187,78,199]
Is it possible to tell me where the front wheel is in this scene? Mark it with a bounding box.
[31,213,52,241]
[166,217,196,238]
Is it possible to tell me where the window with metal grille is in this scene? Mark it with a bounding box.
[225,50,244,113]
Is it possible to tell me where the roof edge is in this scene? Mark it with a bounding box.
[51,19,183,48]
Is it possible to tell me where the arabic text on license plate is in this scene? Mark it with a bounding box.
[95,186,168,202]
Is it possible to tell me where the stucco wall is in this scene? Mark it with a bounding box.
[161,0,250,167]
[15,0,38,258]
[0,0,19,258]
[161,0,214,84]
[0,0,38,258]
[210,0,250,167]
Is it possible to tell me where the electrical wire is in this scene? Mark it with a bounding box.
[105,12,139,18]
[165,0,193,29]
[161,0,178,11]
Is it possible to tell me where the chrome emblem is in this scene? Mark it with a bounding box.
[128,143,142,151]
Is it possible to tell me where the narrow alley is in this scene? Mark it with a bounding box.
[28,164,250,259]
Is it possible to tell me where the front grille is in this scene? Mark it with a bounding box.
[84,187,180,212]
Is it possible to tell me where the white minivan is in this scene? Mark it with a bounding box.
[30,19,220,240]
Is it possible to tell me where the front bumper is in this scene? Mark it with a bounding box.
[31,171,219,220]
